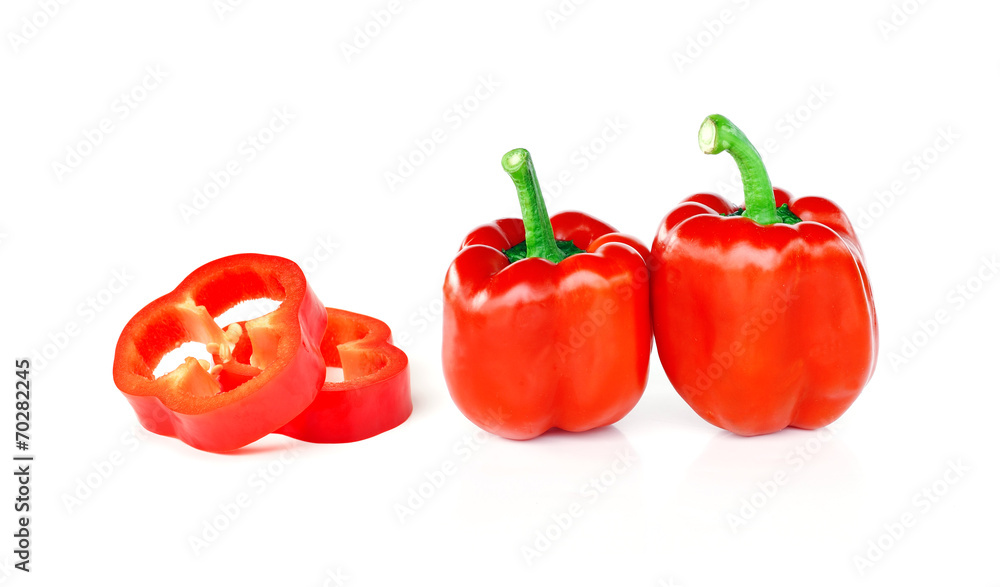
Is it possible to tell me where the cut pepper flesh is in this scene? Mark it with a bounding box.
[276,307,412,443]
[214,308,412,443]
[112,254,327,452]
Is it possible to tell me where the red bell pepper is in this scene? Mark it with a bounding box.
[274,308,412,443]
[443,148,651,440]
[650,115,877,436]
[112,254,327,452]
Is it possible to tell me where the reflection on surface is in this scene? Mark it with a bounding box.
[434,425,645,569]
[661,425,863,581]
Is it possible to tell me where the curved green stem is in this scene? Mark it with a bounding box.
[699,114,781,225]
[502,148,566,263]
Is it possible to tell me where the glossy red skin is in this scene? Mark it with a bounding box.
[443,211,652,440]
[112,254,327,452]
[275,308,412,443]
[651,190,878,436]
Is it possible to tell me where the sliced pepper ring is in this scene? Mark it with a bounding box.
[112,254,328,452]
[274,308,412,443]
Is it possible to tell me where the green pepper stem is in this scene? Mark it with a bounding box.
[699,114,781,225]
[502,148,566,263]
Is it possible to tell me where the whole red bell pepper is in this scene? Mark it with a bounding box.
[650,115,878,436]
[443,148,651,440]
[112,254,327,452]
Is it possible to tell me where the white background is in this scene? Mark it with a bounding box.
[1,0,998,585]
